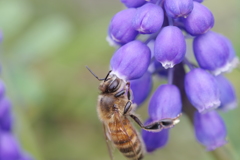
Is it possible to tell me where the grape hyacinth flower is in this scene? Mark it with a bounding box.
[182,2,214,35]
[154,26,186,69]
[0,132,22,160]
[142,118,169,152]
[110,40,151,80]
[164,0,193,18]
[215,75,237,111]
[0,97,12,131]
[185,68,221,113]
[104,0,239,156]
[142,84,181,151]
[194,111,227,151]
[193,31,231,75]
[148,84,182,120]
[0,81,34,160]
[0,37,34,160]
[132,3,164,34]
[108,8,138,45]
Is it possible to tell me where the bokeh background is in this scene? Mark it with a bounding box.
[0,0,239,160]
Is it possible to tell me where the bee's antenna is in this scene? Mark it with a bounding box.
[86,66,105,81]
[104,70,112,82]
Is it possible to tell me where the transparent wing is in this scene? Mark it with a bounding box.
[103,123,114,160]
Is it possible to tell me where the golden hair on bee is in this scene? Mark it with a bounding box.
[86,66,181,160]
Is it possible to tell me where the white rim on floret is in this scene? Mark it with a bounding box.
[220,101,238,112]
[211,62,232,76]
[199,100,221,114]
[227,57,240,72]
[137,26,147,33]
[161,61,175,69]
[206,139,227,151]
[106,35,119,48]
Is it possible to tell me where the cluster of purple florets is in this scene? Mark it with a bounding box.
[107,0,238,152]
[0,37,33,159]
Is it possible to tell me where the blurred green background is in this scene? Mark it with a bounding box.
[0,0,239,160]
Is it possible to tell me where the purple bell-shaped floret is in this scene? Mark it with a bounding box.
[185,68,220,113]
[194,111,227,150]
[110,40,151,80]
[132,3,164,34]
[154,26,186,69]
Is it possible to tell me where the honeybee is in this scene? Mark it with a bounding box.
[86,67,181,160]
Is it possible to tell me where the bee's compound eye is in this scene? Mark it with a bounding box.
[108,80,119,92]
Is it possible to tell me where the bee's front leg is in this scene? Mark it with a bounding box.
[114,90,125,97]
[125,82,132,100]
[123,82,134,115]
[130,114,181,132]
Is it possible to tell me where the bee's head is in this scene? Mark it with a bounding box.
[99,74,121,93]
[86,66,121,93]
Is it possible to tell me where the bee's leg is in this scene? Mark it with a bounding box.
[126,82,132,100]
[114,90,125,97]
[123,101,132,115]
[129,114,163,131]
[123,82,134,115]
[114,82,132,99]
[130,114,181,131]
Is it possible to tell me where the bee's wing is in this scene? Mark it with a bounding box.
[103,123,114,160]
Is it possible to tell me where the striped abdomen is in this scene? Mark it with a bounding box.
[108,117,144,160]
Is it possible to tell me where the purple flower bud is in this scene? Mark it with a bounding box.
[185,68,220,113]
[108,9,138,45]
[148,84,182,120]
[110,40,151,80]
[193,31,231,75]
[0,80,5,99]
[0,132,22,160]
[130,71,152,106]
[194,111,227,150]
[215,75,237,111]
[164,0,193,18]
[0,97,12,131]
[132,3,164,34]
[142,118,169,152]
[182,2,214,35]
[120,0,146,8]
[154,26,186,69]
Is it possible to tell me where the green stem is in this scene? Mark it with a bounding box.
[173,63,239,160]
[210,144,239,160]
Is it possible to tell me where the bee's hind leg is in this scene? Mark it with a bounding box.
[130,114,181,132]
